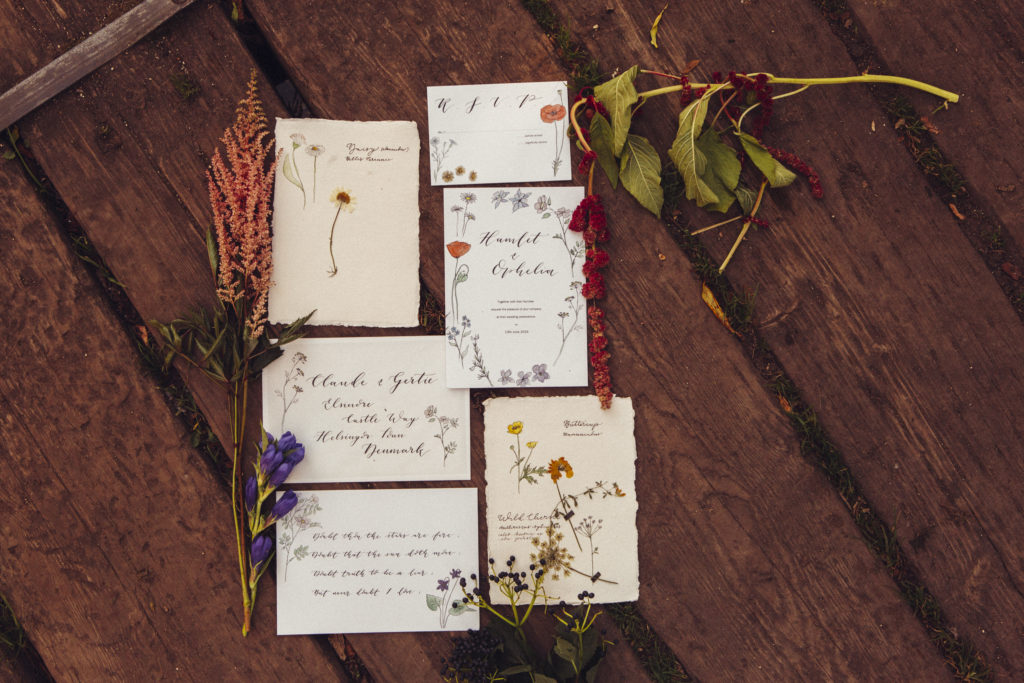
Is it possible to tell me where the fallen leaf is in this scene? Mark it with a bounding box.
[948,203,965,220]
[1001,262,1021,281]
[778,394,793,413]
[920,116,940,134]
[870,120,876,132]
[658,252,666,261]
[701,283,741,338]
[682,59,701,75]
[649,5,668,48]
[996,184,1016,193]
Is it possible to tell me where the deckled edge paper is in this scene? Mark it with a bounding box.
[483,396,639,604]
[269,118,420,327]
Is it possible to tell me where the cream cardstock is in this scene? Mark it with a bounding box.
[276,488,479,635]
[427,81,572,185]
[262,337,470,483]
[484,396,639,604]
[443,186,587,388]
[269,119,420,327]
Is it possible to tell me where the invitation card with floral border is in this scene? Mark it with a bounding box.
[444,186,587,388]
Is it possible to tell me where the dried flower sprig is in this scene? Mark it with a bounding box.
[441,557,612,682]
[153,72,312,635]
[243,430,304,607]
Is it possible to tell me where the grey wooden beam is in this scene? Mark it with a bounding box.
[0,0,196,130]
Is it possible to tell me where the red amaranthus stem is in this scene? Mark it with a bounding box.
[568,194,614,408]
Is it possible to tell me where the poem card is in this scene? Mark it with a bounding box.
[444,186,587,388]
[262,337,470,483]
[269,118,420,327]
[427,81,571,185]
[276,488,480,635]
[484,396,639,604]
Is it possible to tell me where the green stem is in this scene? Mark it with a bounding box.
[230,376,252,635]
[327,203,343,277]
[637,74,959,103]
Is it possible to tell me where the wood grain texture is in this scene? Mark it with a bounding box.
[0,0,195,129]
[561,0,1024,675]
[0,1,648,679]
[846,0,1024,246]
[245,0,950,679]
[0,160,344,679]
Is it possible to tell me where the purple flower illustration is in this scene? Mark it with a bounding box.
[532,364,550,382]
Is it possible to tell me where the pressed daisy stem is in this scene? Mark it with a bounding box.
[312,157,317,202]
[327,203,343,277]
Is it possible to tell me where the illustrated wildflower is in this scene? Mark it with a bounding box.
[509,188,531,212]
[274,351,307,433]
[278,492,322,580]
[508,421,523,435]
[430,137,457,183]
[442,170,454,182]
[507,422,545,491]
[455,166,466,175]
[305,143,325,201]
[326,187,356,277]
[530,524,573,579]
[469,170,478,181]
[425,405,459,465]
[427,568,473,627]
[532,364,550,382]
[451,192,477,236]
[540,98,568,176]
[446,241,473,367]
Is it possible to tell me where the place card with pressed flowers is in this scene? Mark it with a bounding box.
[269,119,420,327]
[483,396,639,603]
[444,186,588,388]
[426,81,571,184]
[261,337,470,482]
[275,488,479,634]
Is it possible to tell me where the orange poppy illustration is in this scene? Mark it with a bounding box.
[540,104,567,123]
[446,241,471,259]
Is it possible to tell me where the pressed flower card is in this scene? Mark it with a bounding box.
[427,81,571,184]
[262,337,470,482]
[444,186,587,388]
[269,118,420,327]
[276,488,479,634]
[484,396,639,604]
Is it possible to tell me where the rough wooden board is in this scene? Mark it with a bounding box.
[245,0,950,679]
[562,0,1024,675]
[0,2,645,679]
[846,0,1024,247]
[0,161,344,678]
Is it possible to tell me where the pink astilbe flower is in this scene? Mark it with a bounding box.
[207,71,277,338]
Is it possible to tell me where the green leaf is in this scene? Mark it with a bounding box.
[498,664,533,676]
[619,134,663,216]
[735,184,758,214]
[736,132,796,187]
[1,149,15,161]
[533,675,558,683]
[593,65,639,157]
[553,636,578,664]
[281,151,302,189]
[668,98,718,207]
[588,114,619,189]
[205,229,218,281]
[449,601,472,616]
[695,129,741,213]
[425,594,440,611]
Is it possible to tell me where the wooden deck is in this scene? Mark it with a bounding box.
[1,0,1022,680]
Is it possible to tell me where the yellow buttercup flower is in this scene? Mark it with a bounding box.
[507,421,523,435]
[526,441,537,449]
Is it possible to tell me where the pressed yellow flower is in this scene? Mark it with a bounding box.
[547,457,573,482]
[507,421,523,435]
[329,187,356,212]
[526,441,538,449]
[469,170,478,182]
[455,166,466,175]
[442,170,455,182]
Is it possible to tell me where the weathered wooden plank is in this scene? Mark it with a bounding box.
[0,160,344,679]
[561,0,1024,675]
[0,1,647,679]
[846,0,1024,248]
[244,0,951,679]
[0,0,196,129]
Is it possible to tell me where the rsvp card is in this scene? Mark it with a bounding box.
[427,81,572,184]
[444,186,587,388]
[269,119,420,327]
[276,488,479,634]
[262,337,470,482]
[484,396,639,604]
